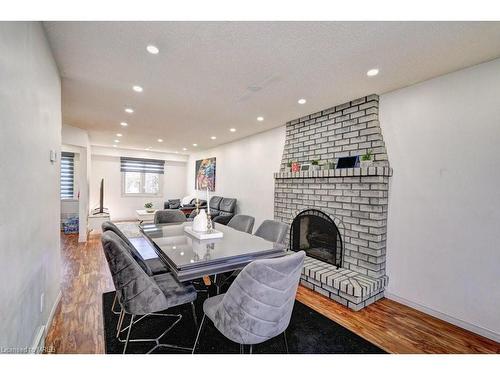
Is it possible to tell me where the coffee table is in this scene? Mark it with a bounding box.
[136,209,157,224]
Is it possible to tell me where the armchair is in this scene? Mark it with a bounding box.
[211,197,237,225]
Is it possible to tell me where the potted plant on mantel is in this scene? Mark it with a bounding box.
[311,159,320,171]
[144,202,155,213]
[360,150,373,168]
[321,160,335,170]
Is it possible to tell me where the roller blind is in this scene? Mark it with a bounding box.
[60,152,75,199]
[120,157,165,174]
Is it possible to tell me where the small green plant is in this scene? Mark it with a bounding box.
[287,160,293,167]
[361,150,373,161]
[144,202,153,209]
[311,159,320,166]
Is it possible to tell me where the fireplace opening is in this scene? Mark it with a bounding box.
[290,209,343,268]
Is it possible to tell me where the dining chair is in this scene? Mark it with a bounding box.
[101,221,170,315]
[254,219,288,244]
[192,250,305,354]
[101,231,199,354]
[154,209,187,224]
[227,214,255,234]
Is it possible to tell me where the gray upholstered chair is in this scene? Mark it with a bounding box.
[101,221,168,276]
[227,214,255,234]
[101,221,169,315]
[154,209,187,224]
[254,219,288,245]
[101,231,198,354]
[193,251,305,354]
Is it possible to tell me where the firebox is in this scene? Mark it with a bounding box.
[290,209,343,268]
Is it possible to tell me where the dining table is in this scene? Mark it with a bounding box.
[139,221,288,283]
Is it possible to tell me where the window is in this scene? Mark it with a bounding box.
[121,157,164,196]
[60,152,75,199]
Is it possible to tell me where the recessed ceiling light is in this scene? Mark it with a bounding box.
[116,133,122,137]
[298,98,307,104]
[229,128,236,132]
[210,136,216,140]
[257,116,264,122]
[146,45,159,54]
[125,108,134,114]
[132,85,143,93]
[113,145,117,148]
[114,139,120,143]
[192,143,198,147]
[367,68,379,77]
[182,147,187,151]
[120,122,128,127]
[157,138,163,143]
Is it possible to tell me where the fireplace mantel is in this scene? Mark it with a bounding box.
[274,166,393,180]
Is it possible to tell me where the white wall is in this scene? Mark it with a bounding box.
[90,148,187,221]
[186,126,286,229]
[380,58,500,341]
[0,22,62,349]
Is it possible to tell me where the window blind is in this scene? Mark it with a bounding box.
[120,157,165,174]
[61,152,75,199]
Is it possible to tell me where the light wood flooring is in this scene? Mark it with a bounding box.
[45,233,500,354]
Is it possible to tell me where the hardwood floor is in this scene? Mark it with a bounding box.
[45,233,500,354]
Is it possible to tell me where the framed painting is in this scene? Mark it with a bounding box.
[195,157,216,191]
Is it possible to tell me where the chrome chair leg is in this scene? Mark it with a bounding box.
[191,314,206,354]
[190,301,198,328]
[249,344,253,354]
[120,308,198,353]
[239,344,244,354]
[123,314,135,354]
[283,331,289,354]
[111,293,121,315]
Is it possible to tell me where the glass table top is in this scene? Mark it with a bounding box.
[141,222,285,270]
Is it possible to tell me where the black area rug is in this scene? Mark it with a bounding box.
[102,289,386,354]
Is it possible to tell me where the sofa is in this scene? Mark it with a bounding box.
[164,198,207,210]
[209,196,237,225]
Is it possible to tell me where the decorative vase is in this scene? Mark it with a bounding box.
[192,209,208,232]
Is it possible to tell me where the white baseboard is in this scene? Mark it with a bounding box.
[385,292,500,343]
[29,290,61,354]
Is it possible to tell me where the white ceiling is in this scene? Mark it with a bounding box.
[44,21,500,154]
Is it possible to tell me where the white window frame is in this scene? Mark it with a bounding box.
[121,171,163,197]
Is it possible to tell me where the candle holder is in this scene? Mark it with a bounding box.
[195,201,200,215]
[206,212,214,233]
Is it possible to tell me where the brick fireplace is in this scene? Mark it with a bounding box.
[274,94,392,310]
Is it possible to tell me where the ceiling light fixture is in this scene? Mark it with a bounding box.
[229,128,236,132]
[132,85,143,93]
[157,138,163,143]
[192,143,198,147]
[210,136,216,140]
[116,133,122,137]
[125,107,134,113]
[146,45,159,54]
[298,98,307,104]
[257,116,264,122]
[367,68,379,77]
[182,148,187,151]
[113,145,117,148]
[114,139,120,143]
[120,122,128,127]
